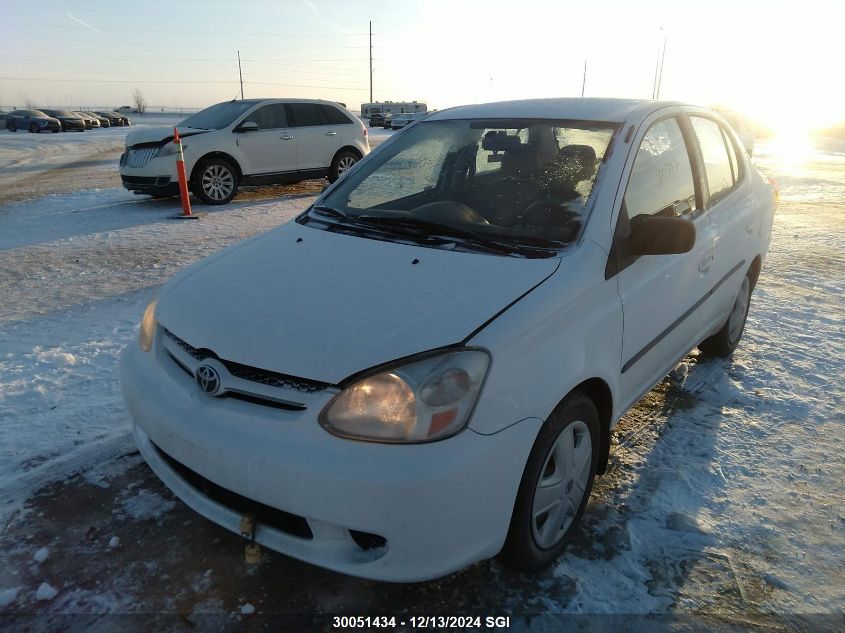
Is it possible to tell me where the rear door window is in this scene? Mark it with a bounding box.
[624,117,698,219]
[690,116,736,205]
[287,103,323,127]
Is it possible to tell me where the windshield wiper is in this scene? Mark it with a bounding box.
[310,205,353,222]
[355,215,553,257]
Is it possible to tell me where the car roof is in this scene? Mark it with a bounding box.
[424,98,691,125]
[224,98,348,107]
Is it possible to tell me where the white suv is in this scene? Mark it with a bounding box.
[119,99,369,204]
[121,98,776,581]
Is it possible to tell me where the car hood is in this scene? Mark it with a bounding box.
[156,221,559,384]
[124,126,209,146]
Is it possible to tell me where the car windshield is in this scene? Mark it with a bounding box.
[318,118,617,251]
[179,101,257,130]
[51,109,73,116]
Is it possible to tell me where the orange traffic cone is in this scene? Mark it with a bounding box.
[169,126,205,219]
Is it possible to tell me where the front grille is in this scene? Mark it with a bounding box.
[151,441,313,540]
[162,328,330,394]
[125,144,159,168]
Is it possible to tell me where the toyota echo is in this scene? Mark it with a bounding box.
[121,98,775,582]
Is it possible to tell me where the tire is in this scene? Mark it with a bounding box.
[500,392,600,572]
[191,157,239,205]
[51,129,60,133]
[7,122,16,132]
[328,149,359,183]
[699,271,753,357]
[29,123,39,133]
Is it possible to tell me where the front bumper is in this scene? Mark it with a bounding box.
[120,339,540,582]
[121,175,179,196]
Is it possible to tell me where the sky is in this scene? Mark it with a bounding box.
[1,0,843,133]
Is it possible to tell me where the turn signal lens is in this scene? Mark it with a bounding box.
[138,299,157,352]
[320,349,490,443]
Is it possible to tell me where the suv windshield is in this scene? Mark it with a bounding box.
[318,118,616,250]
[180,101,257,130]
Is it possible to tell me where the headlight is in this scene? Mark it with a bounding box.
[155,143,175,158]
[38,119,48,127]
[319,349,490,443]
[138,299,157,352]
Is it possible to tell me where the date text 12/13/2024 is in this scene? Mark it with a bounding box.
[332,616,512,629]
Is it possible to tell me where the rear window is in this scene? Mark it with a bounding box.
[319,105,352,124]
[690,116,736,205]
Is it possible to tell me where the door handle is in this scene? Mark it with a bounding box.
[325,131,337,136]
[281,135,293,140]
[745,222,755,234]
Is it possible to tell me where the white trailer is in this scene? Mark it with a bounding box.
[360,101,428,118]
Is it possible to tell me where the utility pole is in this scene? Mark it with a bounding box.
[581,59,587,97]
[369,21,373,103]
[237,50,244,99]
[655,35,667,100]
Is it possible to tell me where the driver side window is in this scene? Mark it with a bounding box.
[624,117,697,219]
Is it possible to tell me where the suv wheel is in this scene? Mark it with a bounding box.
[328,150,359,183]
[192,158,239,205]
[699,272,753,357]
[29,123,39,133]
[7,122,16,132]
[500,392,599,571]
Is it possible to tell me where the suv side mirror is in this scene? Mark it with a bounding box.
[628,216,696,256]
[235,121,258,132]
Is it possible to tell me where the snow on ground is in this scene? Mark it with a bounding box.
[0,140,841,627]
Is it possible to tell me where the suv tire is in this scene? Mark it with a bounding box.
[192,157,239,205]
[500,392,599,572]
[328,149,359,183]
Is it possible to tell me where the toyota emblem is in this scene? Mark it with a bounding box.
[196,365,221,395]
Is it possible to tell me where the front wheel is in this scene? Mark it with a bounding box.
[500,392,599,572]
[328,150,359,183]
[29,123,39,133]
[191,158,238,205]
[7,122,16,132]
[699,272,753,357]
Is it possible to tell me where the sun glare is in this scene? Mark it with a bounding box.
[768,124,815,167]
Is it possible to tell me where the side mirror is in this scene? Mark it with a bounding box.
[628,216,696,256]
[235,121,258,133]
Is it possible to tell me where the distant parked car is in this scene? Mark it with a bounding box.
[83,111,110,128]
[390,112,425,129]
[6,109,62,133]
[382,112,392,129]
[74,111,99,129]
[96,111,126,126]
[119,98,369,204]
[119,106,132,112]
[40,109,86,132]
[368,112,386,127]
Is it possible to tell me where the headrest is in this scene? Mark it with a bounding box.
[482,130,522,153]
[557,144,597,182]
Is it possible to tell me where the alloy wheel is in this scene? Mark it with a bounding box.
[336,155,357,175]
[201,164,235,201]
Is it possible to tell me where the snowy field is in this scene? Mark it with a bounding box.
[0,134,842,631]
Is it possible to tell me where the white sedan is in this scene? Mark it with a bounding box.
[121,98,775,582]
